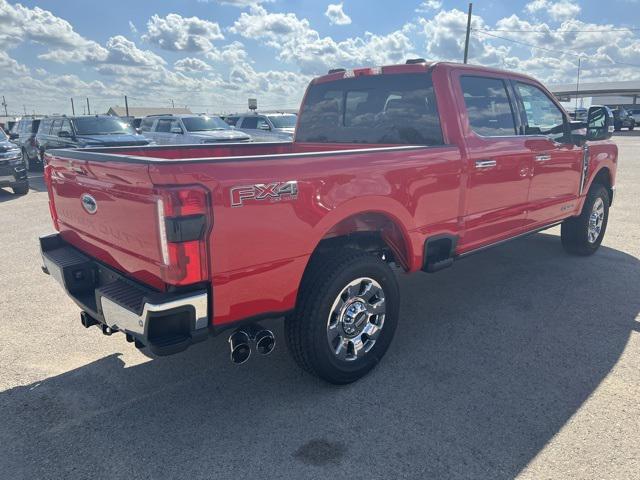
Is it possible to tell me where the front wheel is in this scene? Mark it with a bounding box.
[12,182,29,195]
[561,184,609,255]
[285,249,400,384]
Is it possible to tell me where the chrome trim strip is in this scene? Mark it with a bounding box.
[456,222,562,259]
[579,145,590,195]
[100,291,209,334]
[535,154,551,162]
[475,159,497,169]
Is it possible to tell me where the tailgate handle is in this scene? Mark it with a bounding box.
[475,159,497,169]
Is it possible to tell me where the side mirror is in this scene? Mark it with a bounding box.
[9,132,19,140]
[258,124,271,131]
[58,130,72,138]
[586,106,614,141]
[170,126,183,134]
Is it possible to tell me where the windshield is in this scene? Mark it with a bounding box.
[268,114,297,128]
[297,73,443,145]
[73,117,134,135]
[182,116,230,132]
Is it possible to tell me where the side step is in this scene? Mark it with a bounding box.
[422,234,457,273]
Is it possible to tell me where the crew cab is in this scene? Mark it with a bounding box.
[35,115,150,162]
[140,114,251,145]
[40,61,617,384]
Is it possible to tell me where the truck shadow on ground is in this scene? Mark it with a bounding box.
[2,233,639,479]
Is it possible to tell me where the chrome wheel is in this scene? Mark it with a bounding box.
[326,277,386,362]
[587,197,605,243]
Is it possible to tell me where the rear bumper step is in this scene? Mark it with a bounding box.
[40,233,210,356]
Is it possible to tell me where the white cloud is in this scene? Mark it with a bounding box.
[174,57,212,72]
[526,0,581,21]
[416,0,443,12]
[142,13,224,52]
[129,21,138,34]
[325,3,351,26]
[231,6,414,74]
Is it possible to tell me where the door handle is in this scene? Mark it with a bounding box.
[535,154,551,162]
[475,159,497,169]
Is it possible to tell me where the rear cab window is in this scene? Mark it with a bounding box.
[460,76,517,137]
[140,118,155,132]
[296,73,443,145]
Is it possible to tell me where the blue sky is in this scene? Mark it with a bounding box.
[1,0,639,114]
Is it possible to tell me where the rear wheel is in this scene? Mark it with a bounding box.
[285,248,399,384]
[561,184,609,255]
[12,182,29,195]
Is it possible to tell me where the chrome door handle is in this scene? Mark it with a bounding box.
[535,154,551,162]
[475,159,497,169]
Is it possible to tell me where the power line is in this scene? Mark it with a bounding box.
[476,30,640,68]
[472,27,640,33]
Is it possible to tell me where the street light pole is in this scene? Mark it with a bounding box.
[463,3,473,64]
[575,57,581,112]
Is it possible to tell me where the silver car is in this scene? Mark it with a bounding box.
[224,113,297,142]
[141,115,251,145]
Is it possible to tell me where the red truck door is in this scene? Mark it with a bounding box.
[512,81,582,225]
[455,74,532,250]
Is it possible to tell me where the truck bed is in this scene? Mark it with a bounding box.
[47,141,424,163]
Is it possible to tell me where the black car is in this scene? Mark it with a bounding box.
[0,128,29,195]
[9,117,41,170]
[611,107,635,131]
[35,115,150,162]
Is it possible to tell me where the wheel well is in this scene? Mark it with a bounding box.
[592,167,613,205]
[312,212,410,270]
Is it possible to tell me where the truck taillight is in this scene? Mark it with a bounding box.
[156,186,211,286]
[44,164,59,231]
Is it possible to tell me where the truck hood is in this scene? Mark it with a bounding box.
[75,134,149,146]
[189,130,251,142]
[0,139,20,152]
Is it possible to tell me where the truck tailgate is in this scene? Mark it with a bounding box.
[46,155,166,289]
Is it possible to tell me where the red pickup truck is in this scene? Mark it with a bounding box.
[40,60,617,384]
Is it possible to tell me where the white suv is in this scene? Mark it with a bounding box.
[140,115,251,145]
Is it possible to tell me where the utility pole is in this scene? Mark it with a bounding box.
[23,105,27,115]
[124,95,129,117]
[463,3,473,64]
[575,57,581,112]
[86,97,91,115]
[70,98,75,115]
[171,99,175,108]
[1,96,7,117]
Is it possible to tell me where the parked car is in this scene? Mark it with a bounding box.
[569,108,588,122]
[40,60,616,384]
[0,127,28,195]
[35,115,150,161]
[9,117,41,170]
[224,113,297,141]
[611,107,635,131]
[140,114,251,145]
[628,107,640,119]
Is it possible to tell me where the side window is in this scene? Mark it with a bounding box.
[516,82,566,140]
[49,119,62,136]
[60,119,72,134]
[460,76,516,136]
[155,119,173,133]
[140,118,155,132]
[241,117,258,129]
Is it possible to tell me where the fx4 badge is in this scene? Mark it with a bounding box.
[230,181,298,207]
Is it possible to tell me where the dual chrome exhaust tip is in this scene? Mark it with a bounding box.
[228,324,275,364]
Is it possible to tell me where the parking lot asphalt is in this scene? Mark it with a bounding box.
[1,135,639,480]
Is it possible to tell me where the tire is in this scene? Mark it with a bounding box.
[561,184,609,256]
[629,123,635,131]
[285,248,400,384]
[12,182,29,195]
